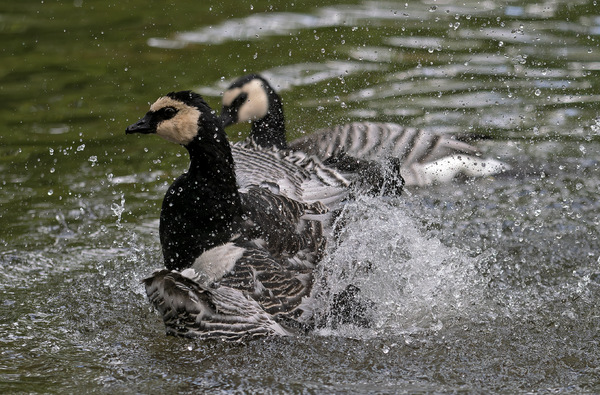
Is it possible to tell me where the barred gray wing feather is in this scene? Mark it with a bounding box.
[218,244,314,324]
[144,269,291,340]
[290,122,506,186]
[240,186,327,268]
[232,140,350,207]
[290,122,477,162]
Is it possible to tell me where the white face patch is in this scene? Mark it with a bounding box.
[223,79,269,123]
[150,96,201,145]
[188,242,246,284]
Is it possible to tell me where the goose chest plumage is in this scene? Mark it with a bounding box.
[126,91,339,339]
[221,73,508,187]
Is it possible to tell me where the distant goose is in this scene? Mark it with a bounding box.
[221,74,508,186]
[126,91,348,339]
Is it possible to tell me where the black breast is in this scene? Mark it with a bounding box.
[160,172,243,271]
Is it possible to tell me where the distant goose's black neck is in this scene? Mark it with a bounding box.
[251,94,288,150]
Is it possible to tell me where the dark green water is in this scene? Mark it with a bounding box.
[1,0,600,392]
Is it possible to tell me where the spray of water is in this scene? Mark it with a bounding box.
[313,195,490,338]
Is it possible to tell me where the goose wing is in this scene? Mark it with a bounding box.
[290,122,479,163]
[144,240,317,339]
[217,243,315,325]
[144,269,291,340]
[290,122,506,186]
[240,186,327,269]
[232,139,350,207]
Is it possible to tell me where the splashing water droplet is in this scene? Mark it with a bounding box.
[111,194,126,229]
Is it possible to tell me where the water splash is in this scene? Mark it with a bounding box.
[314,195,489,338]
[111,193,126,230]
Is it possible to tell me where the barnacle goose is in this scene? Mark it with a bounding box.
[221,74,508,187]
[126,91,351,339]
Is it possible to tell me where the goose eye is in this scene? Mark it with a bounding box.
[232,92,248,108]
[160,107,178,120]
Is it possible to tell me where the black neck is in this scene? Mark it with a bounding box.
[160,134,244,271]
[251,94,287,150]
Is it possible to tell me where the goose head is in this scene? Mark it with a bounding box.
[221,74,287,149]
[126,91,226,148]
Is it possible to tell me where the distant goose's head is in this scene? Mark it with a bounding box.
[221,74,287,149]
[126,91,226,149]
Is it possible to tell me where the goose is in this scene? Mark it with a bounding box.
[220,73,508,186]
[126,91,350,339]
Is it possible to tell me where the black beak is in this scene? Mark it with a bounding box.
[126,113,155,135]
[220,109,235,128]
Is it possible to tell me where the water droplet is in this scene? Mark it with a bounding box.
[534,89,541,96]
[111,194,126,229]
[48,189,54,196]
[77,144,85,152]
[382,345,390,354]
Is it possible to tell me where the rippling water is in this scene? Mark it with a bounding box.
[1,0,600,392]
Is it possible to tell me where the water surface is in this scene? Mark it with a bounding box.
[1,0,600,392]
